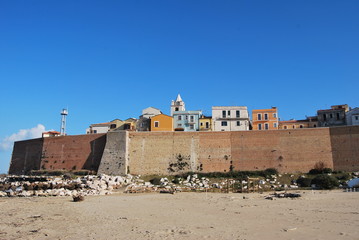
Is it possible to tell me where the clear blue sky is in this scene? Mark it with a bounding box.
[1,1,358,173]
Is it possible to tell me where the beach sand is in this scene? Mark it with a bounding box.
[0,190,358,240]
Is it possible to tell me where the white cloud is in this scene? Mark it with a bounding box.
[0,124,46,151]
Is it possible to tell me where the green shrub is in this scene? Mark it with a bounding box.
[335,173,351,181]
[323,168,333,174]
[263,168,278,176]
[150,177,162,185]
[172,178,181,184]
[311,174,339,189]
[308,168,333,175]
[308,169,321,175]
[73,170,93,176]
[296,177,313,187]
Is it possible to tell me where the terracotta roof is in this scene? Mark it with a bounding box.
[43,131,60,134]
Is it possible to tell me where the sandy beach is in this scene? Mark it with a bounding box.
[0,190,358,240]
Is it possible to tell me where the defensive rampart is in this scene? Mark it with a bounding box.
[125,128,334,175]
[9,126,359,175]
[9,134,106,175]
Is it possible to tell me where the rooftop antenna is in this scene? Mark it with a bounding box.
[60,108,68,136]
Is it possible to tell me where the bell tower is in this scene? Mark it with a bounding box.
[170,94,185,116]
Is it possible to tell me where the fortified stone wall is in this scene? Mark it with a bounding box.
[40,134,106,173]
[197,132,232,173]
[231,128,334,173]
[9,138,44,175]
[127,128,334,175]
[330,126,359,172]
[9,126,359,175]
[9,134,106,175]
[98,131,128,175]
[127,132,200,175]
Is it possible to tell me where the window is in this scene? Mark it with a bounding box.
[200,122,203,126]
[185,115,188,120]
[323,114,327,121]
[292,125,295,129]
[93,130,97,133]
[110,124,116,129]
[236,110,240,118]
[175,107,179,111]
[154,121,159,127]
[330,113,333,118]
[227,110,231,116]
[264,113,268,120]
[178,116,182,120]
[265,123,269,130]
[273,113,277,118]
[284,126,287,129]
[190,125,194,130]
[221,121,228,126]
[177,123,182,127]
[355,116,359,121]
[206,122,209,128]
[258,124,262,130]
[336,113,340,120]
[273,123,277,128]
[257,114,262,120]
[190,116,194,122]
[222,110,226,118]
[300,125,303,128]
[236,121,240,126]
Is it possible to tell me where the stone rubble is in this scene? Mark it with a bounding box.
[125,174,300,193]
[0,173,302,197]
[0,174,136,197]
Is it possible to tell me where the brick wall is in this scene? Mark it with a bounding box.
[9,126,359,175]
[41,134,106,172]
[9,138,44,175]
[127,132,200,175]
[9,134,106,174]
[127,128,334,175]
[330,126,359,171]
[231,128,333,173]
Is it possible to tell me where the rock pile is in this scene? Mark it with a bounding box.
[0,174,135,197]
[265,192,301,200]
[124,174,211,193]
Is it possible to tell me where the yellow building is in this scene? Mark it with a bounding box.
[279,116,318,129]
[151,114,173,131]
[116,118,137,131]
[279,120,309,129]
[199,116,212,131]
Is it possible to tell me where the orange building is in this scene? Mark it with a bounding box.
[150,114,173,131]
[252,107,279,130]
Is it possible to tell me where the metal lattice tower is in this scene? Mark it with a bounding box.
[60,108,68,136]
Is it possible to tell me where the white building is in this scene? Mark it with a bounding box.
[141,107,162,119]
[86,123,113,134]
[137,107,162,131]
[212,106,250,131]
[86,119,122,134]
[346,107,359,126]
